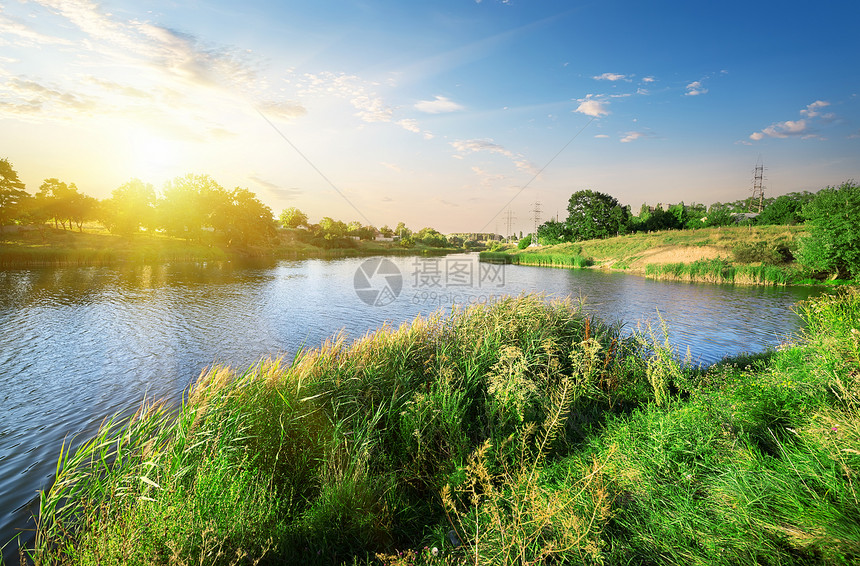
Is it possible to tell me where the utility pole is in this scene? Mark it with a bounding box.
[749,157,766,213]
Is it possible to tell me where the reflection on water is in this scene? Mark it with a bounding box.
[0,255,823,559]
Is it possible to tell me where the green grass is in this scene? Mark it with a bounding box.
[644,258,804,285]
[477,251,592,268]
[481,225,827,286]
[25,288,860,565]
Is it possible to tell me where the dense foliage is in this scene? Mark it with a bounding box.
[796,181,860,279]
[0,158,30,228]
[565,189,631,242]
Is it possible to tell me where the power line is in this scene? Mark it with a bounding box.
[478,115,596,233]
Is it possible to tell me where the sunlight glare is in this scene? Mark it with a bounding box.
[129,132,185,181]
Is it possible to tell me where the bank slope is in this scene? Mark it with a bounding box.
[31,289,860,565]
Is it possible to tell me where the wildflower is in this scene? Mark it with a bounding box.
[432,547,439,556]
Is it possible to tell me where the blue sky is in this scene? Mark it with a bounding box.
[2,0,859,234]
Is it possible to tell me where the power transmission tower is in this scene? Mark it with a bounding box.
[531,201,542,240]
[504,208,516,242]
[749,157,766,213]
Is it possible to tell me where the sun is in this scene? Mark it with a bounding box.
[128,131,185,181]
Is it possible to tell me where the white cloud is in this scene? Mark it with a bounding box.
[620,131,645,143]
[594,134,609,138]
[685,81,708,96]
[381,162,401,173]
[800,100,832,118]
[750,120,808,140]
[593,73,628,81]
[750,100,833,141]
[642,76,656,83]
[414,95,464,114]
[574,94,609,117]
[395,118,420,133]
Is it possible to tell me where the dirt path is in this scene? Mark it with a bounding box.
[618,245,729,269]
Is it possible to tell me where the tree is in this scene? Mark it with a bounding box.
[159,174,226,240]
[565,190,630,241]
[756,192,814,226]
[317,216,349,247]
[67,192,98,231]
[0,158,27,229]
[379,225,394,238]
[703,204,734,227]
[101,179,156,235]
[220,187,276,246]
[37,178,80,230]
[796,181,860,279]
[415,227,447,247]
[536,219,570,245]
[394,221,411,239]
[279,207,308,229]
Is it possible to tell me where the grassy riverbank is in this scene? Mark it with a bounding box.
[26,288,860,565]
[0,227,455,267]
[481,225,826,285]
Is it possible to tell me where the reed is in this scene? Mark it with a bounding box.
[27,288,860,565]
[644,259,802,285]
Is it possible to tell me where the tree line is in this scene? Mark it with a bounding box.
[279,206,464,250]
[0,158,457,251]
[532,184,859,279]
[0,158,278,246]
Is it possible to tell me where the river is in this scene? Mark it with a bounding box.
[0,254,823,560]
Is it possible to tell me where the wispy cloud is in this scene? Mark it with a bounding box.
[249,175,302,200]
[451,138,538,175]
[750,100,832,141]
[593,72,629,82]
[414,95,464,113]
[1,76,97,118]
[0,10,73,46]
[620,131,646,143]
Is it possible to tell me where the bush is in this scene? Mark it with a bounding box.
[796,181,860,279]
[732,241,793,264]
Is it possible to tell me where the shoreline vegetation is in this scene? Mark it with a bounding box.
[25,289,860,565]
[480,225,854,286]
[0,226,458,268]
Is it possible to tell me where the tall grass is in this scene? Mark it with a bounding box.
[27,288,860,565]
[478,251,593,268]
[645,258,802,285]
